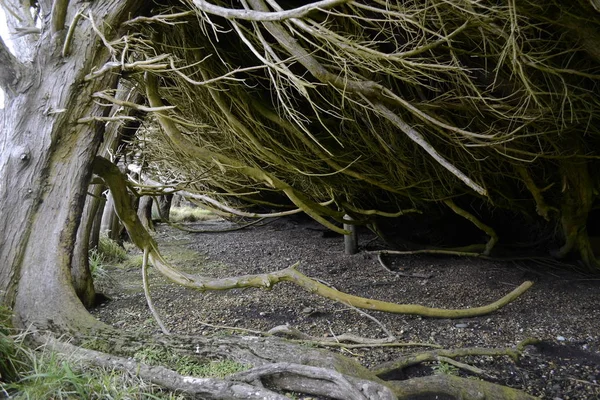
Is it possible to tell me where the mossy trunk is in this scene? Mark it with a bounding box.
[555,158,598,270]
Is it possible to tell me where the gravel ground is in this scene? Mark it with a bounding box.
[92,216,600,399]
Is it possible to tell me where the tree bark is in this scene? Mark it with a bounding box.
[100,192,123,241]
[138,195,155,231]
[71,184,105,307]
[0,0,146,331]
[158,194,174,221]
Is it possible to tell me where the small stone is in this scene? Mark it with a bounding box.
[455,323,468,328]
[556,336,566,341]
[259,311,267,316]
[302,307,314,314]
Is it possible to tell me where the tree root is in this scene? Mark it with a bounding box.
[93,156,534,319]
[45,338,291,400]
[38,332,539,400]
[388,374,538,400]
[372,338,539,377]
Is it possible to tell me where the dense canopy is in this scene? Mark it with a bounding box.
[114,0,600,268]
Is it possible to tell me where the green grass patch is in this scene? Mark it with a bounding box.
[0,312,186,399]
[432,361,459,376]
[134,346,249,378]
[169,207,214,223]
[97,235,128,264]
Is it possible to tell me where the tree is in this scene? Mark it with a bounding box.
[0,0,594,399]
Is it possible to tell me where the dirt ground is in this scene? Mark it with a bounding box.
[92,216,600,399]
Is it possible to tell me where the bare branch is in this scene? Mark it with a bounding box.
[62,9,84,56]
[51,0,70,32]
[192,0,349,21]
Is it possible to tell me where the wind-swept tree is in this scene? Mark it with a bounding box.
[0,0,597,398]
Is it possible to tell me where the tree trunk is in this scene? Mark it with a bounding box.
[138,195,155,231]
[100,192,123,241]
[158,194,174,221]
[0,0,145,331]
[71,184,105,308]
[90,196,105,251]
[554,154,598,270]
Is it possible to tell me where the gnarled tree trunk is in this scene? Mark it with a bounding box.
[0,0,145,331]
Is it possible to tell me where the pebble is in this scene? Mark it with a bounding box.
[455,323,468,328]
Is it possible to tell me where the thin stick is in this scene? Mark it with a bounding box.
[142,247,170,334]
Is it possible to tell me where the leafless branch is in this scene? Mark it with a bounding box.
[192,0,349,21]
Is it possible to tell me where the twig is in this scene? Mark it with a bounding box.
[341,301,396,340]
[377,254,433,279]
[62,9,84,57]
[192,0,349,22]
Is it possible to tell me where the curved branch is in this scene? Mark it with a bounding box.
[142,247,170,334]
[93,156,533,319]
[192,0,349,21]
[443,199,498,255]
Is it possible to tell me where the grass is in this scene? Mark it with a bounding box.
[134,346,249,378]
[97,235,128,264]
[0,307,187,399]
[432,361,459,376]
[169,206,214,223]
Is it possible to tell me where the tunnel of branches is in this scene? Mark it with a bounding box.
[111,0,600,271]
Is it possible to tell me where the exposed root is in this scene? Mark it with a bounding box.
[388,374,538,400]
[267,325,441,350]
[37,332,539,400]
[45,338,291,400]
[372,340,536,377]
[232,362,396,400]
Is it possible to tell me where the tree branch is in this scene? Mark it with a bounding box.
[51,0,70,32]
[93,155,533,319]
[192,0,349,21]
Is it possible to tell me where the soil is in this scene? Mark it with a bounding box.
[92,216,600,399]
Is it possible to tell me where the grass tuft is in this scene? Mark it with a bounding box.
[169,207,213,223]
[0,314,186,399]
[134,346,249,378]
[97,235,128,264]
